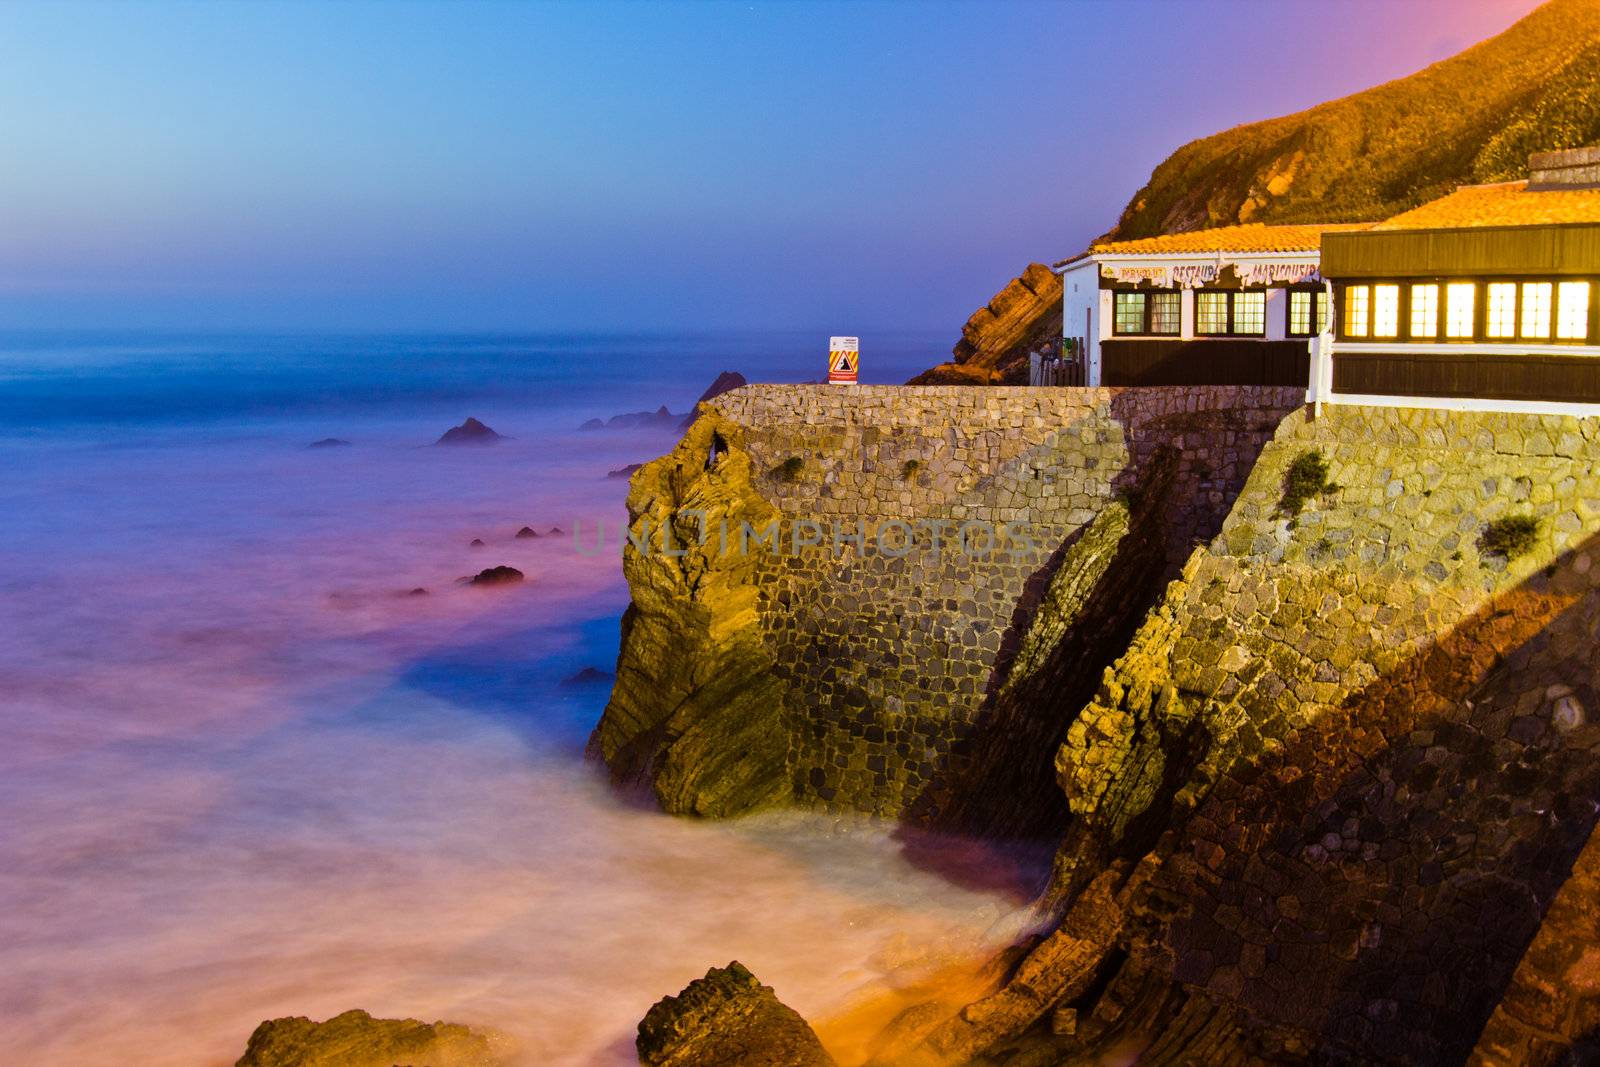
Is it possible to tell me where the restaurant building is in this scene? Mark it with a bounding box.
[1051,222,1370,387]
[1312,147,1600,414]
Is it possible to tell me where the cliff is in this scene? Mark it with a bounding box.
[605,392,1600,1065]
[921,0,1600,384]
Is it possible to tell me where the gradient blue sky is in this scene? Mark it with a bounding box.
[0,0,1545,333]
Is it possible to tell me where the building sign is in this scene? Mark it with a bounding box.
[828,336,859,385]
[1236,261,1321,286]
[1101,263,1219,287]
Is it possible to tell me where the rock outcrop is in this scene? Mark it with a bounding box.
[436,417,502,445]
[911,263,1061,386]
[637,962,836,1067]
[587,410,794,816]
[682,370,748,426]
[234,1009,506,1067]
[469,565,523,586]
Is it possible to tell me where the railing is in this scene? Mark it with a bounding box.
[1030,339,1088,387]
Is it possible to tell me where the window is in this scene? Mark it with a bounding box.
[1373,284,1400,338]
[1289,289,1331,336]
[1149,291,1181,335]
[1445,282,1475,339]
[1113,292,1145,335]
[1112,290,1180,335]
[1520,282,1553,339]
[1558,281,1591,340]
[1196,290,1265,335]
[1233,291,1266,335]
[1486,282,1517,338]
[1196,291,1229,335]
[1343,285,1369,337]
[1410,284,1439,338]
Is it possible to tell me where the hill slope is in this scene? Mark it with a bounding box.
[919,0,1600,384]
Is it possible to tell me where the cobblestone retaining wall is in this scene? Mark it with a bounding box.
[701,384,1301,815]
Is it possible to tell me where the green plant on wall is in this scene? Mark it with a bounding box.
[1480,514,1541,560]
[1278,449,1333,516]
[774,456,804,483]
[901,459,920,481]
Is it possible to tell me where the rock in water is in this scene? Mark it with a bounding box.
[435,417,502,445]
[579,417,605,431]
[515,526,539,539]
[307,438,352,449]
[681,371,747,426]
[469,565,524,586]
[637,962,836,1067]
[469,538,485,548]
[607,463,643,480]
[234,1008,506,1067]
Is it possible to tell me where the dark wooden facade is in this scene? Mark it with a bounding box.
[1101,339,1310,387]
[1332,349,1600,403]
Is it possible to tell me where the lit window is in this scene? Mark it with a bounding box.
[1149,291,1180,335]
[1373,284,1400,337]
[1486,282,1517,338]
[1344,285,1369,337]
[1410,284,1438,338]
[1233,291,1266,335]
[1196,291,1229,335]
[1558,281,1591,340]
[1445,282,1475,339]
[1521,282,1553,339]
[1288,290,1327,335]
[1113,292,1146,335]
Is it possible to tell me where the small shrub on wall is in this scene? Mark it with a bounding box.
[1480,514,1541,560]
[1279,449,1333,517]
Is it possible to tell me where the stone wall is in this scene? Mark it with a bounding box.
[591,384,1303,821]
[901,404,1600,1065]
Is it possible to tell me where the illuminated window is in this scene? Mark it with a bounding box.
[1287,290,1329,336]
[1113,290,1180,335]
[1521,282,1552,339]
[1486,282,1517,338]
[1113,292,1146,335]
[1558,281,1591,340]
[1409,284,1438,338]
[1373,284,1400,337]
[1149,292,1181,335]
[1445,282,1475,339]
[1343,285,1369,337]
[1196,291,1229,335]
[1233,291,1266,335]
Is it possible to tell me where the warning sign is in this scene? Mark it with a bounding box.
[828,336,859,385]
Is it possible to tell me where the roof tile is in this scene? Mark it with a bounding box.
[1084,222,1372,258]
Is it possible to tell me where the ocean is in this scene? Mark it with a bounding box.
[0,331,1047,1066]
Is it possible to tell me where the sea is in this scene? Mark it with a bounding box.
[0,331,1049,1066]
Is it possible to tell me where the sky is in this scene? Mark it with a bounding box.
[0,0,1547,335]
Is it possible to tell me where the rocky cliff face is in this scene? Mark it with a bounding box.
[617,397,1600,1066]
[638,962,837,1067]
[911,264,1061,386]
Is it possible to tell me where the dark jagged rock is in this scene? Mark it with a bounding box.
[607,463,643,480]
[547,526,562,536]
[581,407,680,431]
[637,962,836,1067]
[406,587,429,596]
[234,1008,507,1067]
[579,417,606,431]
[561,666,614,687]
[515,526,539,539]
[469,538,485,548]
[681,371,748,426]
[436,417,503,446]
[307,438,351,449]
[469,565,524,587]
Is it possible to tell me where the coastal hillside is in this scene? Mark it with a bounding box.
[918,0,1600,384]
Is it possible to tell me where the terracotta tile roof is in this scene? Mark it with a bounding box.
[1084,222,1372,258]
[1372,180,1600,230]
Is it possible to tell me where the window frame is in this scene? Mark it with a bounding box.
[1110,287,1182,337]
[1195,287,1268,338]
[1285,286,1330,338]
[1334,277,1598,345]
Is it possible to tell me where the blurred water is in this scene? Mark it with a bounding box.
[0,332,1047,1066]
